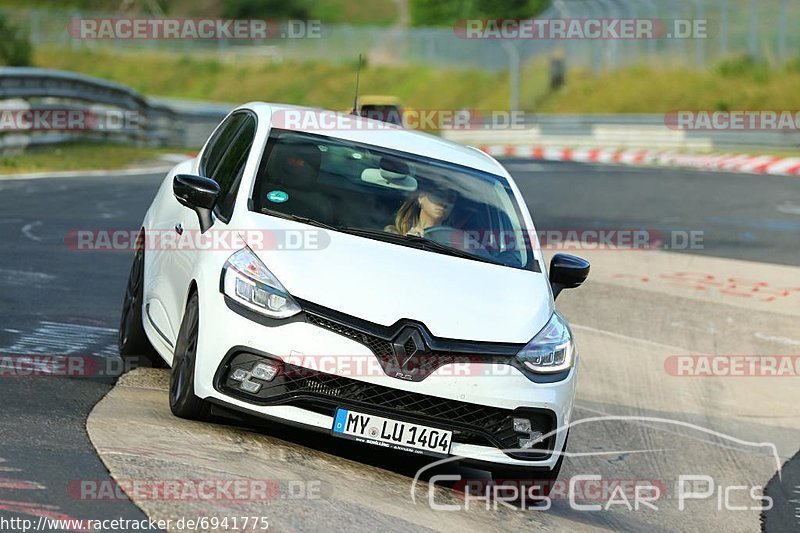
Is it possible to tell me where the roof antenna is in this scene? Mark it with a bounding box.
[350,54,363,116]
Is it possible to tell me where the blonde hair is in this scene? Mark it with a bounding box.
[394,193,422,235]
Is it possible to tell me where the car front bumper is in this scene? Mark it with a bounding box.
[193,288,577,469]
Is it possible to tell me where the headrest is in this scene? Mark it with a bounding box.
[360,157,418,191]
[266,141,322,188]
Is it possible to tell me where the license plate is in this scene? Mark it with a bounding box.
[331,408,452,457]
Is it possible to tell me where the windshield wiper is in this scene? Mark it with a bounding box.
[260,209,340,231]
[339,227,505,266]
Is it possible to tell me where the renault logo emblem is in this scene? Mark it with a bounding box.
[390,327,426,371]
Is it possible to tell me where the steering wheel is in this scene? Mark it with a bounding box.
[422,225,491,257]
[422,225,461,245]
[424,226,519,264]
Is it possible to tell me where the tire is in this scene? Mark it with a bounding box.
[489,432,568,499]
[169,292,210,420]
[119,241,167,368]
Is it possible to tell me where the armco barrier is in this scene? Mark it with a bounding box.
[0,67,231,153]
[443,114,800,152]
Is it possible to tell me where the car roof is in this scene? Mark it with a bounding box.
[239,102,507,177]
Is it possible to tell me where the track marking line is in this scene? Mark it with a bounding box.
[21,221,43,242]
[571,322,688,351]
[573,405,788,465]
[0,321,116,356]
[777,202,800,215]
[754,332,800,346]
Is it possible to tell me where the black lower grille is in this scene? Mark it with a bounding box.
[305,313,460,380]
[218,352,555,460]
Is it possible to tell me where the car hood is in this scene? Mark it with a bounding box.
[246,220,553,344]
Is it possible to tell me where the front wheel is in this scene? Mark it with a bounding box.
[169,292,210,420]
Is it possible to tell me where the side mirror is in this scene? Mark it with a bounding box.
[549,253,590,300]
[173,174,220,233]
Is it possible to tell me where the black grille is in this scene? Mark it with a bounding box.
[306,314,393,360]
[403,336,416,355]
[305,313,462,380]
[218,352,555,459]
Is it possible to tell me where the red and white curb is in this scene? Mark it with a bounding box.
[478,145,800,176]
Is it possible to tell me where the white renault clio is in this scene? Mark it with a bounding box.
[119,103,589,493]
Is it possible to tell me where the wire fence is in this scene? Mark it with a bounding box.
[547,0,800,71]
[2,0,799,74]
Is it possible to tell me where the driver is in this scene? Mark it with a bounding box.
[386,182,457,236]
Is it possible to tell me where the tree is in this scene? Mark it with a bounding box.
[0,14,32,67]
[222,0,312,19]
[410,0,550,27]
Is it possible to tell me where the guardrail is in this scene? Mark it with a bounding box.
[0,67,231,153]
[443,114,800,152]
[3,68,797,156]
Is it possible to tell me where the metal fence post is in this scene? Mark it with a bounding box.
[690,0,705,69]
[638,0,658,58]
[777,0,787,64]
[667,0,689,68]
[597,0,619,70]
[501,41,521,112]
[718,0,728,59]
[747,0,758,59]
[553,0,572,70]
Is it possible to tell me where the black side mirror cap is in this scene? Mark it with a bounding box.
[173,174,221,233]
[549,253,590,300]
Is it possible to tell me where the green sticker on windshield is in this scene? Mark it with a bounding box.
[267,190,289,203]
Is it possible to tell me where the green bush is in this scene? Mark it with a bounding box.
[0,13,32,66]
[716,55,770,83]
[410,0,550,27]
[785,56,800,73]
[221,0,312,19]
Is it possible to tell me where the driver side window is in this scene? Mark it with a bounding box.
[201,114,246,177]
[200,112,257,223]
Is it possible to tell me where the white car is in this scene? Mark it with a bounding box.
[118,103,589,494]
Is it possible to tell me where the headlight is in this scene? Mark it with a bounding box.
[222,247,301,319]
[515,312,575,374]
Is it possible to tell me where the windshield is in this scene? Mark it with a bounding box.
[251,129,537,271]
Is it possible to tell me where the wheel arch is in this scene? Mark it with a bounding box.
[185,280,199,310]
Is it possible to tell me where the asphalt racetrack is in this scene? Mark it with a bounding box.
[0,160,797,532]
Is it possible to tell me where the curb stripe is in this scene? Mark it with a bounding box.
[481,145,800,177]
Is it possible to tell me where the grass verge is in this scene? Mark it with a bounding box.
[535,61,800,113]
[3,0,399,25]
[34,47,511,111]
[0,143,183,175]
[34,48,800,114]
